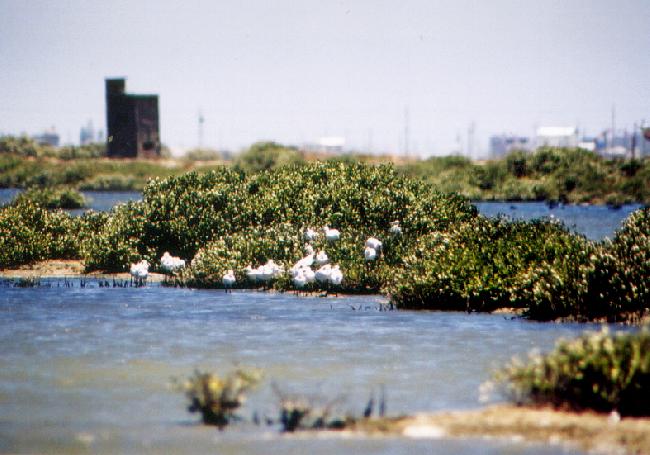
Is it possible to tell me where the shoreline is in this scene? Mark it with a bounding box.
[348,404,650,455]
[0,259,167,282]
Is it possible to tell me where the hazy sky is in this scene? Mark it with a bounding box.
[1,0,648,156]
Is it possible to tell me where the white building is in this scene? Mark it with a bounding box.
[535,126,578,148]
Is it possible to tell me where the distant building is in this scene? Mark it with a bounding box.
[535,126,578,148]
[597,130,650,158]
[489,134,530,158]
[33,128,60,147]
[80,120,96,145]
[105,78,160,158]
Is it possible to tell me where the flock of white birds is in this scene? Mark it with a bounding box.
[129,222,402,290]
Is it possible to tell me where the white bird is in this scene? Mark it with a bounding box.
[329,265,343,285]
[389,221,402,236]
[323,226,340,242]
[160,251,185,273]
[365,237,382,251]
[292,270,308,289]
[222,270,236,291]
[364,246,378,261]
[245,265,258,282]
[303,267,316,283]
[304,228,318,242]
[294,254,314,269]
[304,244,314,255]
[315,250,329,265]
[315,264,332,283]
[130,260,149,285]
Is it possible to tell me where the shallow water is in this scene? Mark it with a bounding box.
[0,281,615,454]
[0,189,141,213]
[475,201,644,240]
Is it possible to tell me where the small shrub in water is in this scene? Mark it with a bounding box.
[176,368,262,428]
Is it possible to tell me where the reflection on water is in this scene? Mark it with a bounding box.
[0,281,602,454]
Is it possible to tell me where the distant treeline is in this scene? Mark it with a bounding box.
[2,135,649,204]
[399,149,650,205]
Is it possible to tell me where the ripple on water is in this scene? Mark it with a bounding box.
[0,283,605,454]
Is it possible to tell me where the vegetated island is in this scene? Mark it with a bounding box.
[1,161,648,323]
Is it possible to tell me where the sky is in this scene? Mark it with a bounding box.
[0,0,648,157]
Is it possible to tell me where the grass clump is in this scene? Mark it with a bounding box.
[495,327,650,416]
[175,368,262,428]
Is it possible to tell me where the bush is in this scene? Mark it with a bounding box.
[495,327,650,416]
[519,207,650,322]
[175,368,262,427]
[185,148,221,161]
[84,162,477,276]
[0,201,107,267]
[234,142,305,173]
[13,187,86,209]
[388,216,583,312]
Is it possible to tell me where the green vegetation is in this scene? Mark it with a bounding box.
[398,148,650,204]
[0,158,648,322]
[13,187,86,209]
[496,327,650,416]
[391,207,649,322]
[184,147,222,161]
[2,135,648,204]
[388,217,587,313]
[0,200,107,267]
[0,135,105,160]
[175,368,262,427]
[84,162,475,281]
[233,141,305,173]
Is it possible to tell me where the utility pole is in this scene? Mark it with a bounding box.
[610,104,616,154]
[467,121,475,159]
[631,123,637,161]
[198,110,205,148]
[403,106,410,157]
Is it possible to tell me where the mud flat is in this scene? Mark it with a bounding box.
[0,259,166,282]
[351,405,650,455]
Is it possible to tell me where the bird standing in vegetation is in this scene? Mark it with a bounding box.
[315,250,329,265]
[389,221,402,236]
[304,228,318,242]
[130,260,149,286]
[323,226,340,241]
[364,246,378,261]
[222,270,236,291]
[160,252,185,273]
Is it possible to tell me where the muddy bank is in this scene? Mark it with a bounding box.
[350,405,650,455]
[0,259,166,282]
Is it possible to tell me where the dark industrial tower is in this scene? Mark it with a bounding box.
[105,78,160,158]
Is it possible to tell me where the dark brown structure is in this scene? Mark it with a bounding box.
[105,78,160,158]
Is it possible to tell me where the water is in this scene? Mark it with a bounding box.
[475,201,644,240]
[0,189,141,212]
[0,281,613,454]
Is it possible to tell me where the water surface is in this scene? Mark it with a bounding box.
[0,282,610,454]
